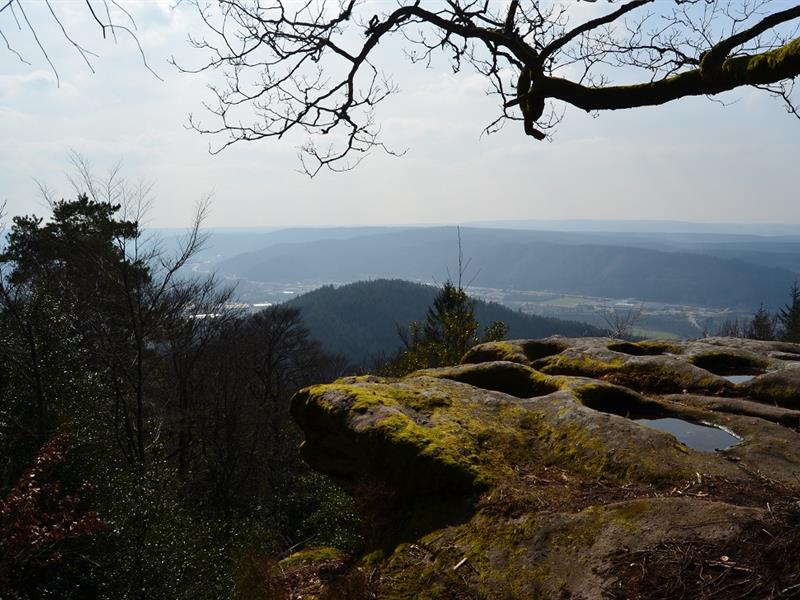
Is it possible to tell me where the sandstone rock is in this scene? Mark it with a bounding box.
[291,338,800,598]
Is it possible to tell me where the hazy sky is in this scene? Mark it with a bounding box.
[1,1,798,228]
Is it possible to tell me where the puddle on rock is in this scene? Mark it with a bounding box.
[635,417,741,452]
[722,374,755,384]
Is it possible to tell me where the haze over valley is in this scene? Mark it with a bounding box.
[185,221,800,341]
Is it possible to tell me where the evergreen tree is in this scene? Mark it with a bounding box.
[388,282,508,375]
[778,282,800,343]
[746,304,777,341]
[419,281,479,367]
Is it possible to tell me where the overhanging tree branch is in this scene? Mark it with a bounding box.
[540,37,800,114]
[182,0,800,175]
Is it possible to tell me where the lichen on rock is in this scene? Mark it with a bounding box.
[290,337,800,598]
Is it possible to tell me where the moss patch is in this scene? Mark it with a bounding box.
[536,353,624,377]
[416,361,562,399]
[607,341,665,356]
[462,341,529,365]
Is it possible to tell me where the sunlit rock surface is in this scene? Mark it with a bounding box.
[290,337,800,599]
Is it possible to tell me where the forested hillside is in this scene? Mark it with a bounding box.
[286,279,602,365]
[220,227,798,309]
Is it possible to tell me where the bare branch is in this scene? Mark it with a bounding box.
[702,4,800,69]
[15,0,60,86]
[0,0,160,82]
[181,0,800,174]
[540,0,653,63]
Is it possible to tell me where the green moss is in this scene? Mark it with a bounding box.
[607,341,664,356]
[299,378,543,498]
[637,340,684,355]
[304,382,452,414]
[528,412,617,480]
[552,501,649,550]
[525,405,693,484]
[416,361,562,399]
[604,499,651,528]
[375,511,568,599]
[723,37,800,82]
[462,341,529,365]
[537,353,624,377]
[279,546,344,568]
[538,354,711,393]
[551,518,605,550]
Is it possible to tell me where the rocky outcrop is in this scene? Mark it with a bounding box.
[290,337,800,599]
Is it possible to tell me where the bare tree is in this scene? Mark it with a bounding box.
[0,0,158,85]
[180,0,800,175]
[599,302,643,340]
[28,154,215,473]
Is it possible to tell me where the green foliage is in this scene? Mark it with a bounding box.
[286,473,361,553]
[385,281,483,374]
[384,282,524,375]
[0,290,89,486]
[482,320,509,343]
[87,456,233,600]
[420,281,481,366]
[1,195,146,332]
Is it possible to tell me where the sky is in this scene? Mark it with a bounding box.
[0,0,798,229]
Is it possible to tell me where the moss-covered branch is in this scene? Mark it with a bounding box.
[537,37,800,114]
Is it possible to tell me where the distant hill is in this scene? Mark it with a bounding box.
[464,219,800,236]
[220,227,798,309]
[197,225,800,271]
[285,279,602,365]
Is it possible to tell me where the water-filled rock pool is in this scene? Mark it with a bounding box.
[635,417,741,451]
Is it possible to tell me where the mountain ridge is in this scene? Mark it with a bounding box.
[219,227,798,309]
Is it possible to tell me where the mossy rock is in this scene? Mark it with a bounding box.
[291,337,800,598]
[743,369,800,409]
[415,361,562,398]
[607,341,666,356]
[462,338,568,366]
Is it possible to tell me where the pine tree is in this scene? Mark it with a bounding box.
[419,281,479,366]
[778,282,800,343]
[746,304,777,341]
